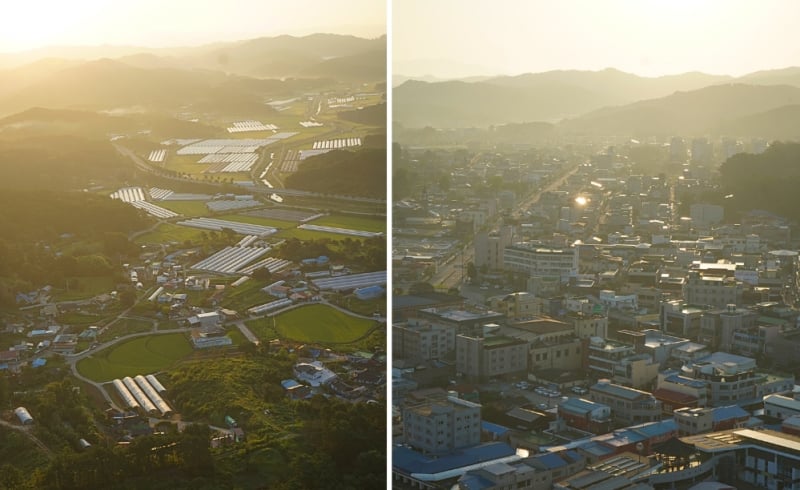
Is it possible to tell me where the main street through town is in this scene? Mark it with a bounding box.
[429,162,580,292]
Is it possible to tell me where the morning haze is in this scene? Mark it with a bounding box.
[392,2,800,489]
[0,1,386,489]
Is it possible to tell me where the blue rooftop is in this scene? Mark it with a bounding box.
[458,474,494,490]
[393,442,516,475]
[630,419,677,438]
[560,397,608,414]
[530,452,569,470]
[712,405,749,422]
[579,441,615,457]
[481,421,510,437]
[664,373,707,389]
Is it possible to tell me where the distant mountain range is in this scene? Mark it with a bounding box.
[393,67,800,139]
[0,34,386,80]
[0,34,386,117]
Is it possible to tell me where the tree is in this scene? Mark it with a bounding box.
[119,287,136,307]
[251,267,272,282]
[466,262,477,282]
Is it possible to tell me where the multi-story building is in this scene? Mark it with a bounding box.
[456,334,528,381]
[564,311,608,339]
[683,270,742,309]
[474,227,513,272]
[456,450,586,490]
[698,305,757,352]
[587,338,659,389]
[673,405,749,435]
[418,307,505,337]
[589,380,662,425]
[660,352,794,407]
[504,244,578,284]
[661,301,708,338]
[392,318,456,362]
[528,336,584,372]
[763,394,800,420]
[656,429,800,490]
[490,292,542,319]
[402,390,482,455]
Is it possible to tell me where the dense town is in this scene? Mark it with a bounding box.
[392,138,800,490]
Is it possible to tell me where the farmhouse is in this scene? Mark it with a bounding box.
[190,325,232,349]
[187,311,221,329]
[293,361,337,387]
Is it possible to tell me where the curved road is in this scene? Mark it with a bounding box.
[67,328,190,411]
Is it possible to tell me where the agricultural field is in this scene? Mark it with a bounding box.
[155,200,212,217]
[221,279,276,312]
[274,227,363,241]
[76,333,193,382]
[214,213,298,229]
[52,276,118,302]
[246,304,376,344]
[133,222,209,245]
[98,318,154,341]
[312,213,386,233]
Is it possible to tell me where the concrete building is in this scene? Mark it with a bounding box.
[504,244,578,284]
[565,311,608,340]
[456,334,528,381]
[589,380,662,426]
[658,429,800,490]
[190,325,232,349]
[763,394,800,420]
[490,292,542,319]
[402,390,482,455]
[393,319,456,363]
[474,227,513,272]
[418,307,505,337]
[698,305,757,352]
[558,398,612,434]
[587,337,659,389]
[457,450,586,490]
[662,352,794,407]
[661,301,708,338]
[683,270,742,309]
[673,405,749,435]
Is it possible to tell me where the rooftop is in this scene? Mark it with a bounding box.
[392,442,518,477]
[591,381,654,401]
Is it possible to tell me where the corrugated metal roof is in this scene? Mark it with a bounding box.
[392,442,516,475]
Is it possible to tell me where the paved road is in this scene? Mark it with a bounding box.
[114,142,385,205]
[231,321,260,346]
[67,328,190,411]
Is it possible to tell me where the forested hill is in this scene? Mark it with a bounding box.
[285,148,386,198]
[0,134,131,190]
[719,142,800,221]
[0,189,147,242]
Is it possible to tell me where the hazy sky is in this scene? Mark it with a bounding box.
[1,0,385,53]
[394,0,800,78]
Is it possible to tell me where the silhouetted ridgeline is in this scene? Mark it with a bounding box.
[719,142,800,220]
[285,148,386,198]
[338,102,386,126]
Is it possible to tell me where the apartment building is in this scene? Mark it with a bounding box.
[402,390,482,455]
[589,380,662,425]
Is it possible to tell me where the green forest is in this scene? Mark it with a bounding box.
[285,148,386,198]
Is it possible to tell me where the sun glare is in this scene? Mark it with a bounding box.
[575,196,588,206]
